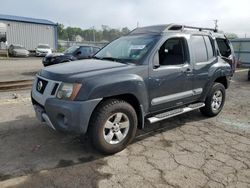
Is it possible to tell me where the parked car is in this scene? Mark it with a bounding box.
[213,33,236,73]
[36,44,52,57]
[31,24,233,154]
[42,45,100,66]
[8,44,29,57]
[248,69,250,80]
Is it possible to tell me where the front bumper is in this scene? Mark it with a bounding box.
[36,52,48,56]
[32,97,102,134]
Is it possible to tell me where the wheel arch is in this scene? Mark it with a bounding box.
[87,93,145,134]
[214,76,229,89]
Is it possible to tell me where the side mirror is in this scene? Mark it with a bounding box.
[153,52,160,69]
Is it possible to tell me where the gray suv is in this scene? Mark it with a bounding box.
[31,24,233,154]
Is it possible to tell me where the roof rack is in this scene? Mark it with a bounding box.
[168,24,218,32]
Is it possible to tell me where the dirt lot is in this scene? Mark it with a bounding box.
[0,58,43,82]
[0,70,249,188]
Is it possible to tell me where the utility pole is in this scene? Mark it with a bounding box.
[214,19,218,31]
[92,26,96,43]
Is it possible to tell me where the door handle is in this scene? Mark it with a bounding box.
[182,68,192,75]
[182,68,192,73]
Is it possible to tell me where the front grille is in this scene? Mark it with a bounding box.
[31,97,45,110]
[51,83,59,95]
[36,78,48,94]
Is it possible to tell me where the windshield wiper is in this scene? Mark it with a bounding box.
[100,57,120,62]
[93,56,134,64]
[94,56,124,63]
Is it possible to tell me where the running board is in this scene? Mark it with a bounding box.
[147,102,205,124]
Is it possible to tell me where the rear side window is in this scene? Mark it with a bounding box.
[204,36,214,60]
[191,36,207,63]
[216,38,231,57]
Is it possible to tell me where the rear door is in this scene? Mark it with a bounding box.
[191,35,216,100]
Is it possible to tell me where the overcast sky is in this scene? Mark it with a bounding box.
[1,0,250,37]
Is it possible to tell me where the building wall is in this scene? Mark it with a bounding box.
[231,39,250,66]
[0,20,56,50]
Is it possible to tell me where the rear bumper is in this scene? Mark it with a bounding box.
[32,97,102,134]
[226,76,231,89]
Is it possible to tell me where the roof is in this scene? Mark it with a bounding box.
[0,14,56,26]
[129,24,217,36]
[129,25,171,35]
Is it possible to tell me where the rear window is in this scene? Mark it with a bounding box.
[216,38,231,57]
[204,36,214,60]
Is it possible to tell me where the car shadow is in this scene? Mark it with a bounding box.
[0,110,207,182]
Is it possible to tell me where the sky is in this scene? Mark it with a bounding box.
[1,0,250,37]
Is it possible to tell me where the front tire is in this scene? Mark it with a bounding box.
[200,83,226,117]
[89,99,137,154]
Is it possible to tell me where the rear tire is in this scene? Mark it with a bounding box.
[89,99,137,154]
[200,83,225,117]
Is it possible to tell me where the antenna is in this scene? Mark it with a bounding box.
[214,19,218,31]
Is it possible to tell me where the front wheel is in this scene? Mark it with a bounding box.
[200,83,226,117]
[89,99,137,154]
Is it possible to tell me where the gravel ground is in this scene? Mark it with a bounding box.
[0,58,43,82]
[0,70,249,188]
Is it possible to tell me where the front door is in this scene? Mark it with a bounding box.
[148,37,195,113]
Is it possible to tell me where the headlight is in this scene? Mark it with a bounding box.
[51,57,56,62]
[56,83,82,100]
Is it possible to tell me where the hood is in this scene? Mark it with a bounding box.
[45,52,64,58]
[13,49,29,54]
[40,59,132,82]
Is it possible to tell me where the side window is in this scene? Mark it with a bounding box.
[158,38,187,66]
[191,35,207,63]
[204,36,214,60]
[79,46,91,56]
[93,47,100,54]
[216,38,231,57]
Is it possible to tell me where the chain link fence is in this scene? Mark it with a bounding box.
[58,40,108,52]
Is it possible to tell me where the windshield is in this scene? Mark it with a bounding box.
[14,45,25,49]
[94,35,160,64]
[38,45,50,49]
[64,46,80,54]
